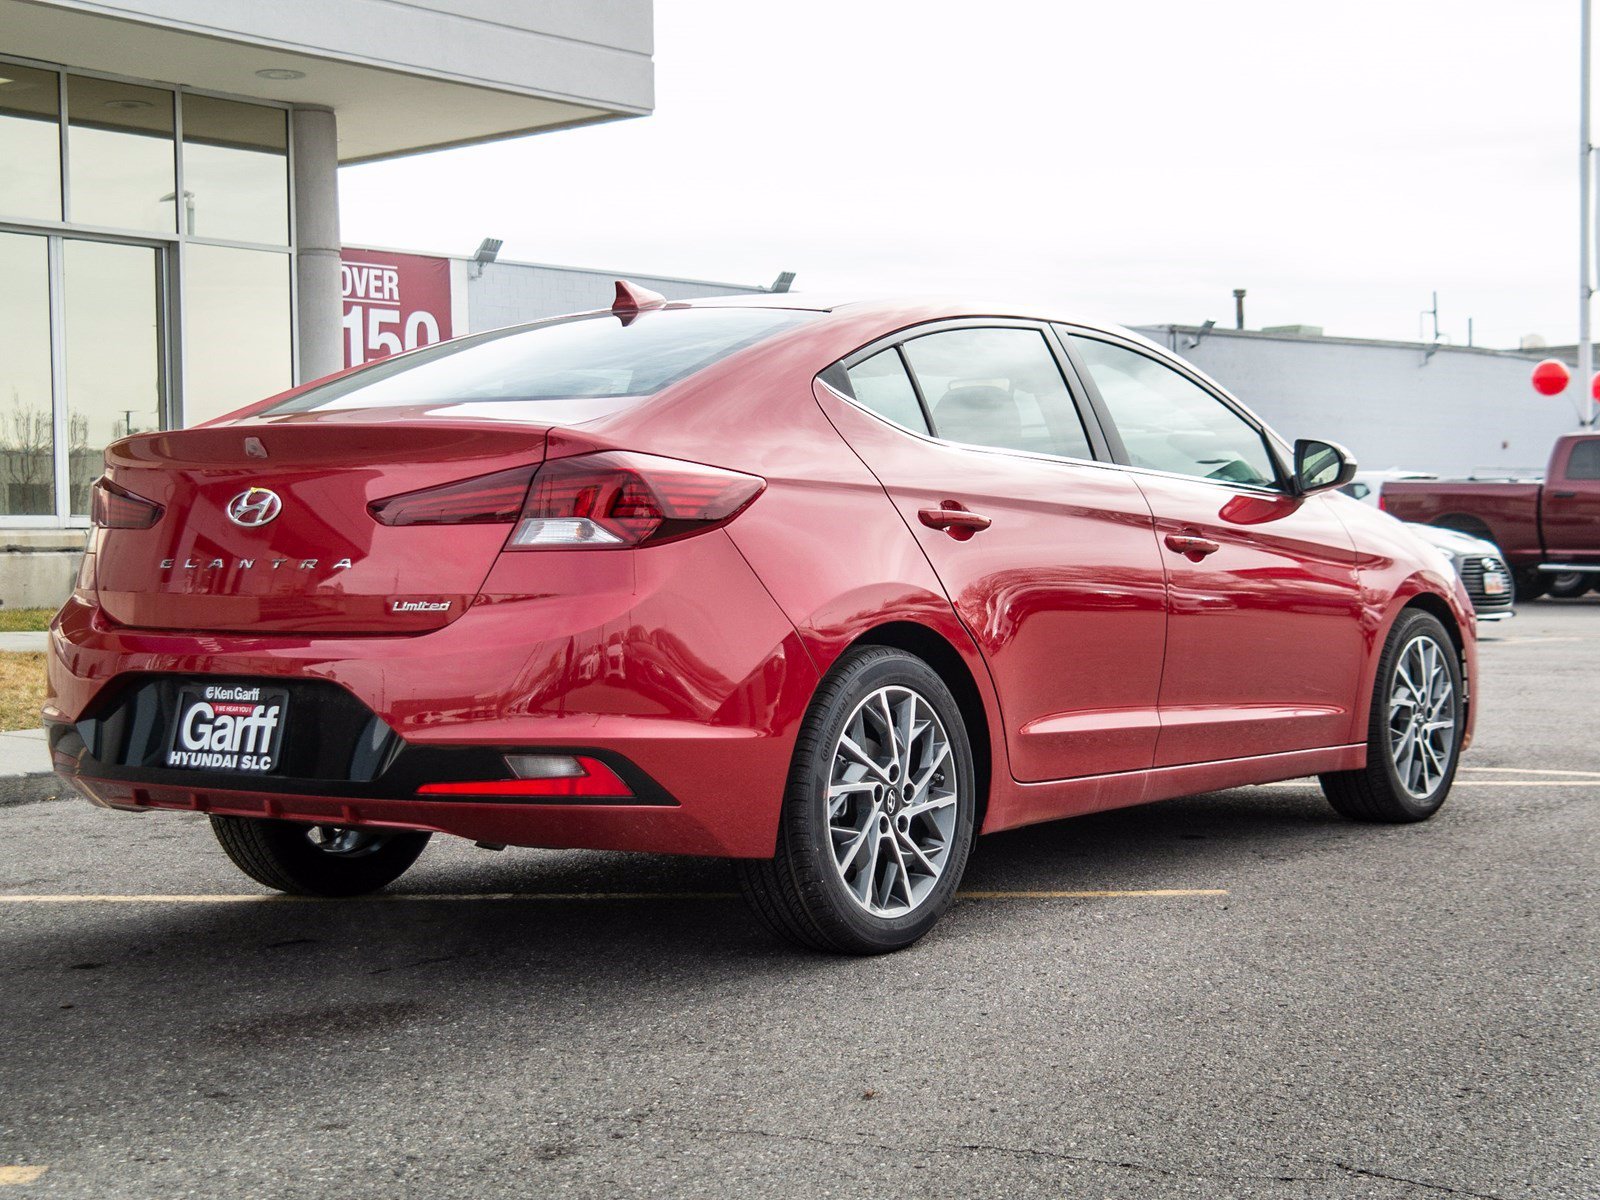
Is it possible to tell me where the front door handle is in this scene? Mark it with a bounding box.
[1164,532,1220,561]
[1552,489,1578,499]
[919,502,992,539]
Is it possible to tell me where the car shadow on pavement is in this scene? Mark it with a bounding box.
[3,782,1352,976]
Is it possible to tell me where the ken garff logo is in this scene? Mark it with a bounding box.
[226,487,283,528]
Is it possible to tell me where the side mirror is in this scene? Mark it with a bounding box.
[1293,438,1357,495]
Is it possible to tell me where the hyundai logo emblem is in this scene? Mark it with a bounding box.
[226,487,283,528]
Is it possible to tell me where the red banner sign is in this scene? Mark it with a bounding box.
[340,248,453,369]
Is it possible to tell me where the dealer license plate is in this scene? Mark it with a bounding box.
[166,684,288,774]
[1483,570,1509,596]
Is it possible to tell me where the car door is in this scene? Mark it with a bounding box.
[1539,436,1600,565]
[815,322,1168,783]
[1062,329,1367,767]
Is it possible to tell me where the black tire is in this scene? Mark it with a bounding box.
[210,816,431,896]
[1319,609,1463,823]
[737,646,977,955]
[1513,568,1548,600]
[1545,572,1590,599]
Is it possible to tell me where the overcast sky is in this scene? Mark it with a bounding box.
[341,0,1581,350]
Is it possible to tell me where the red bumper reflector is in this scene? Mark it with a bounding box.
[416,756,633,799]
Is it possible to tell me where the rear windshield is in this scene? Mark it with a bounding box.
[265,307,816,414]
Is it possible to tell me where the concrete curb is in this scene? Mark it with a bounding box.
[0,774,71,808]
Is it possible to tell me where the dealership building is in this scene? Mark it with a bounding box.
[0,0,654,601]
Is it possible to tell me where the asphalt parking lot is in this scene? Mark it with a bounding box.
[1,604,1595,1199]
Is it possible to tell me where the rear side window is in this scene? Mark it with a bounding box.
[844,350,930,433]
[899,327,1093,459]
[1069,335,1279,487]
[1567,439,1600,480]
[266,308,816,414]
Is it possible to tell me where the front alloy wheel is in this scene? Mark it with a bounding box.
[738,646,977,954]
[1320,609,1463,822]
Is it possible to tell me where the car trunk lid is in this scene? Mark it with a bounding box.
[94,412,548,634]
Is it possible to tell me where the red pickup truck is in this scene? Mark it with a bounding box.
[1382,432,1600,598]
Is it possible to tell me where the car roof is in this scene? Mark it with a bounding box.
[672,291,1149,343]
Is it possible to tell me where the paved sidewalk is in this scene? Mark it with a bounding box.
[0,728,50,778]
[0,632,49,652]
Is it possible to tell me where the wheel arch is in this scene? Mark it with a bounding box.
[850,621,996,832]
[1389,589,1472,744]
[1432,513,1495,542]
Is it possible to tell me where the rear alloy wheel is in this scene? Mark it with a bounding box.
[1320,610,1463,823]
[210,815,431,896]
[737,646,976,954]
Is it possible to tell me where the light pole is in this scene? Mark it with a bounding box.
[1582,0,1594,425]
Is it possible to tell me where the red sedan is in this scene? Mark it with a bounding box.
[47,285,1476,953]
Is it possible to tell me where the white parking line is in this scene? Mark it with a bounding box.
[0,1167,48,1187]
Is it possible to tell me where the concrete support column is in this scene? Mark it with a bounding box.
[290,107,342,384]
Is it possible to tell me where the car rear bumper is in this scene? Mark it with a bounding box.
[45,532,818,858]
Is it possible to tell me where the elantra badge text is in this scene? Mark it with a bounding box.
[227,487,282,527]
[160,557,354,571]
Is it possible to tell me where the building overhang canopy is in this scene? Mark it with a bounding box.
[2,0,653,162]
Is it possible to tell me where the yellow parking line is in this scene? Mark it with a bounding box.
[0,889,1226,904]
[0,1167,48,1187]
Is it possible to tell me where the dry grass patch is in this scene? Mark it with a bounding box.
[0,608,54,632]
[0,652,47,731]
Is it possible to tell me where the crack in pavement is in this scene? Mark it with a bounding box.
[1326,1160,1512,1200]
[678,1124,1313,1185]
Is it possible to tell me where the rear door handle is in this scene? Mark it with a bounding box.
[918,503,992,538]
[1164,532,1221,561]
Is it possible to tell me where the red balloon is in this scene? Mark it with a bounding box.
[1591,371,1600,401]
[1532,359,1571,396]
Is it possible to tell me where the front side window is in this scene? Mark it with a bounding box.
[900,327,1092,459]
[268,308,816,416]
[844,349,929,433]
[1069,335,1278,487]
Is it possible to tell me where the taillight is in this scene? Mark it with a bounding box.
[91,478,163,529]
[507,452,764,549]
[1377,495,1388,512]
[369,465,537,527]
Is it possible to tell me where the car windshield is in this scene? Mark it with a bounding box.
[265,307,816,414]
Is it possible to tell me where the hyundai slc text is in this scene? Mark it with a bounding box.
[46,284,1476,954]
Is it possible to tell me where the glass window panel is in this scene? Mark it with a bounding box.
[181,95,288,245]
[0,233,56,516]
[1568,439,1600,480]
[844,350,929,433]
[901,327,1093,459]
[66,76,175,233]
[0,66,62,221]
[64,240,164,515]
[183,245,292,425]
[1069,335,1279,487]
